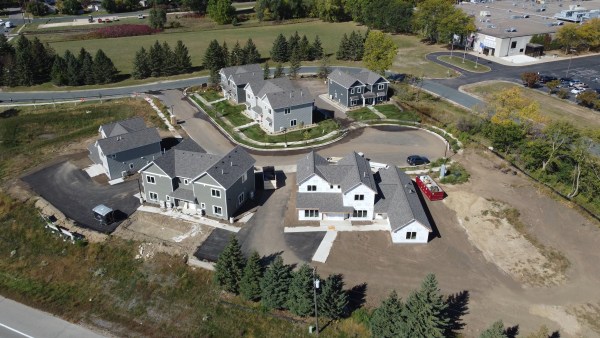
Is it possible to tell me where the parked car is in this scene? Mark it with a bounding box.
[97,18,103,23]
[538,74,557,84]
[407,155,430,166]
[137,14,145,19]
[571,88,584,95]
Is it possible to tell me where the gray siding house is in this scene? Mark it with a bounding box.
[139,140,256,220]
[88,117,162,180]
[328,68,390,108]
[219,64,263,104]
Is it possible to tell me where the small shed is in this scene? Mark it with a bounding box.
[525,43,544,57]
[93,204,115,225]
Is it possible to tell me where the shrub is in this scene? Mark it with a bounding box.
[26,1,49,16]
[87,24,160,39]
[557,88,569,99]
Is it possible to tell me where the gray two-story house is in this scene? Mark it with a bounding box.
[88,117,162,180]
[328,68,390,108]
[219,64,263,104]
[139,140,256,220]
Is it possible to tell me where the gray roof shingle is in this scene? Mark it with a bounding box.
[100,117,147,137]
[265,89,314,110]
[96,127,161,155]
[328,68,389,89]
[220,64,263,81]
[328,69,364,88]
[169,188,196,202]
[205,146,256,189]
[354,69,388,86]
[296,193,354,212]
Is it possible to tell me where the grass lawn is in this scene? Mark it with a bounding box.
[437,55,491,73]
[242,119,338,143]
[197,88,223,102]
[376,104,420,122]
[462,81,600,129]
[212,101,252,126]
[0,98,161,181]
[391,36,455,78]
[347,108,380,121]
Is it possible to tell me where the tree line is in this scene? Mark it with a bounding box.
[51,48,117,86]
[270,31,324,63]
[132,40,192,79]
[203,38,262,83]
[555,18,600,53]
[336,30,365,61]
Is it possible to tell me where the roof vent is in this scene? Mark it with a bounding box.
[230,161,233,166]
[221,169,224,174]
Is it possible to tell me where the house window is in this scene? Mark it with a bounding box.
[213,205,223,216]
[184,179,189,185]
[338,185,340,189]
[238,192,245,205]
[149,192,158,201]
[330,185,333,189]
[304,210,319,218]
[200,202,206,209]
[350,88,355,94]
[406,232,417,240]
[307,185,317,192]
[284,108,291,114]
[129,163,134,169]
[242,172,247,183]
[166,196,171,201]
[357,87,362,93]
[146,175,156,184]
[353,210,368,218]
[350,99,358,106]
[354,194,364,201]
[511,41,517,49]
[290,119,297,127]
[211,189,221,198]
[378,84,385,90]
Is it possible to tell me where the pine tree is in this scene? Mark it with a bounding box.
[92,49,117,84]
[370,290,406,338]
[289,49,301,79]
[78,48,95,85]
[403,274,449,338]
[317,55,330,79]
[286,264,315,317]
[50,55,67,86]
[239,251,262,301]
[221,41,230,67]
[230,41,244,66]
[287,31,301,60]
[161,41,176,76]
[349,31,364,61]
[214,235,245,294]
[244,38,261,64]
[270,34,288,63]
[132,47,151,79]
[263,61,270,79]
[149,7,167,29]
[173,40,192,74]
[336,33,350,61]
[318,274,347,319]
[273,62,284,78]
[31,38,53,84]
[63,50,80,86]
[260,256,292,310]
[14,35,34,86]
[479,320,508,338]
[298,35,310,61]
[311,35,324,61]
[203,39,225,74]
[149,40,164,77]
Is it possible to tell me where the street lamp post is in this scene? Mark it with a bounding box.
[565,49,576,79]
[312,267,320,335]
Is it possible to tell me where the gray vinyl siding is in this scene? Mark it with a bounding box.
[175,177,193,191]
[348,85,365,107]
[370,79,388,101]
[224,167,255,218]
[142,168,174,205]
[272,102,313,132]
[328,80,349,107]
[105,142,161,180]
[235,86,246,104]
[193,181,227,219]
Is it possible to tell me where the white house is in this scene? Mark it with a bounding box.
[296,151,432,244]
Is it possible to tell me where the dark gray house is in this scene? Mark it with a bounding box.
[139,140,256,220]
[88,117,162,180]
[328,68,390,108]
[219,64,263,104]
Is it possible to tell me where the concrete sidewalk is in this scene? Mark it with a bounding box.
[138,205,241,233]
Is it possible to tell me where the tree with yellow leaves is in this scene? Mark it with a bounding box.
[488,87,545,127]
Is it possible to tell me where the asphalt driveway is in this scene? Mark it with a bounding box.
[22,160,140,233]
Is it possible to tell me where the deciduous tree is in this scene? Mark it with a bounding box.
[263,61,270,79]
[207,0,235,24]
[273,62,284,78]
[149,7,167,29]
[363,31,397,74]
[520,72,540,88]
[289,49,301,79]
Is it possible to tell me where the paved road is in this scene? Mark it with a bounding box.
[0,295,107,338]
[421,80,483,110]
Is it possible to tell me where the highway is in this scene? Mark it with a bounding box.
[0,295,108,338]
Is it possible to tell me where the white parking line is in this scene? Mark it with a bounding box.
[0,323,35,338]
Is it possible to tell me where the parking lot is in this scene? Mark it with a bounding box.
[22,157,140,233]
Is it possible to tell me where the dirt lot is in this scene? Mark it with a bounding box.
[316,148,600,337]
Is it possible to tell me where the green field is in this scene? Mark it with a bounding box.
[438,55,491,73]
[242,119,338,143]
[376,104,420,121]
[213,101,252,126]
[347,108,379,121]
[197,88,223,102]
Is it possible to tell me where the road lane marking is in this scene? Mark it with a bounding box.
[0,323,36,338]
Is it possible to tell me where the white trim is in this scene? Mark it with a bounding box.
[191,172,224,188]
[238,192,245,205]
[213,205,223,216]
[200,202,206,209]
[378,84,385,90]
[290,119,297,127]
[146,175,156,184]
[350,88,355,94]
[148,192,158,201]
[242,172,247,183]
[166,195,171,201]
[139,162,171,177]
[211,188,222,198]
[184,179,189,185]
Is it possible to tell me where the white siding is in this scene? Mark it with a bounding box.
[343,184,375,220]
[298,174,331,193]
[390,221,429,244]
[298,209,323,220]
[323,213,346,220]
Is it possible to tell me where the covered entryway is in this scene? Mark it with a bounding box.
[362,92,376,107]
[168,188,197,210]
[323,212,348,221]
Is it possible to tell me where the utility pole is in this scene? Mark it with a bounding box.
[312,267,319,335]
[565,49,575,79]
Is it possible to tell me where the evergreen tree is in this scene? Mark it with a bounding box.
[2,54,17,87]
[239,251,263,301]
[203,39,225,74]
[63,50,80,86]
[230,41,244,66]
[221,41,230,67]
[273,62,284,78]
[132,47,151,79]
[244,38,261,64]
[260,256,292,310]
[14,35,34,86]
[161,41,176,76]
[263,61,270,79]
[403,274,449,338]
[287,31,301,60]
[288,49,301,79]
[270,33,288,63]
[479,320,508,338]
[370,291,406,338]
[92,49,117,84]
[348,30,364,61]
[31,38,53,84]
[286,264,315,317]
[318,274,347,319]
[317,55,331,79]
[149,7,167,29]
[149,40,164,77]
[298,35,310,61]
[50,55,67,86]
[78,48,95,85]
[213,235,245,294]
[311,35,324,61]
[336,33,350,61]
[173,40,192,74]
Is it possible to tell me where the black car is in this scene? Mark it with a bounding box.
[538,75,557,84]
[407,155,430,166]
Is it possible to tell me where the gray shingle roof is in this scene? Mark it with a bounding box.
[296,151,330,185]
[169,188,196,202]
[265,89,313,110]
[337,152,377,193]
[205,146,256,189]
[328,69,364,89]
[100,117,146,137]
[354,69,388,86]
[220,64,263,80]
[296,193,354,212]
[96,127,161,155]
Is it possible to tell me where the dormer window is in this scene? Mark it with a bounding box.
[357,87,362,93]
[284,108,291,114]
[350,88,355,94]
[184,179,189,185]
[378,84,385,90]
